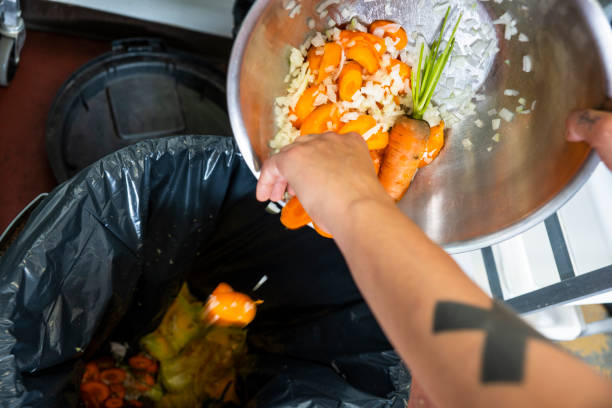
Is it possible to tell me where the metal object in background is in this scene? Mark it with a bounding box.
[0,0,26,85]
[228,0,612,253]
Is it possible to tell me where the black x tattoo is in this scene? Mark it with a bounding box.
[433,301,546,384]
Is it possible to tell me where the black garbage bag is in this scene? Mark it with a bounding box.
[0,135,411,407]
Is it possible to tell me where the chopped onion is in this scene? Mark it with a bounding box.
[492,133,500,142]
[499,108,514,122]
[315,0,340,14]
[523,55,532,72]
[518,33,529,42]
[475,119,484,128]
[504,89,519,96]
[462,138,473,151]
[492,118,501,130]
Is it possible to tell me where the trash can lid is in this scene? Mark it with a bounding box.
[46,38,232,183]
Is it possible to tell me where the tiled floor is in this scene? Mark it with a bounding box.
[0,30,108,232]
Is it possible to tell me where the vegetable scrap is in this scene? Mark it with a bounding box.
[80,283,261,408]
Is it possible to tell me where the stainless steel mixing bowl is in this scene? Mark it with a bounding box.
[227,0,612,253]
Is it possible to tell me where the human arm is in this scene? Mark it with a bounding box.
[256,132,612,408]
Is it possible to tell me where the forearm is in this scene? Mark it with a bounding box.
[331,198,612,408]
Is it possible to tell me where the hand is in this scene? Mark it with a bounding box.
[256,132,393,233]
[566,104,612,170]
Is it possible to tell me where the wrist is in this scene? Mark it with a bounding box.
[328,192,397,238]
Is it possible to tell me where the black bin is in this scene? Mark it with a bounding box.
[0,136,411,407]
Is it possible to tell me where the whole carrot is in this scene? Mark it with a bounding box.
[378,117,430,201]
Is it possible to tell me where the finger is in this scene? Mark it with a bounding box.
[565,110,585,142]
[256,160,282,202]
[270,180,288,202]
[287,184,296,196]
[566,109,603,143]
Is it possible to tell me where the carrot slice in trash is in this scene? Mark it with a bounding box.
[104,397,124,408]
[280,197,311,230]
[100,368,127,385]
[81,381,110,406]
[82,362,100,383]
[110,384,126,399]
[128,355,156,372]
[212,282,234,295]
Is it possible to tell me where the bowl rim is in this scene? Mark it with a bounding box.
[227,0,612,254]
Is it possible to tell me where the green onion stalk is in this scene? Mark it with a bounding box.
[411,7,462,120]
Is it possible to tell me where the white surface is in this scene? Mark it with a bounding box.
[453,163,612,340]
[49,0,236,38]
[559,164,612,275]
[522,306,584,341]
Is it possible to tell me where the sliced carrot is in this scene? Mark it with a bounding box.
[104,397,124,408]
[369,20,408,50]
[130,381,149,392]
[82,362,100,383]
[100,368,127,385]
[110,384,125,399]
[379,117,430,201]
[338,62,363,102]
[307,46,323,73]
[388,59,412,88]
[292,85,322,126]
[81,381,110,406]
[212,282,234,295]
[370,149,384,175]
[339,114,376,137]
[367,131,389,150]
[419,121,445,168]
[339,30,387,56]
[345,43,379,74]
[280,197,311,230]
[313,223,333,239]
[128,355,156,372]
[141,373,155,387]
[317,42,342,84]
[205,292,258,327]
[300,103,340,136]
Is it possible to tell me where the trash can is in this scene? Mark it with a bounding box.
[0,135,411,407]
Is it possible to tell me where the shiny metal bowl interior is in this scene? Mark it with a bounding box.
[228,0,612,253]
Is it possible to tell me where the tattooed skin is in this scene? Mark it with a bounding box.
[433,301,546,384]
